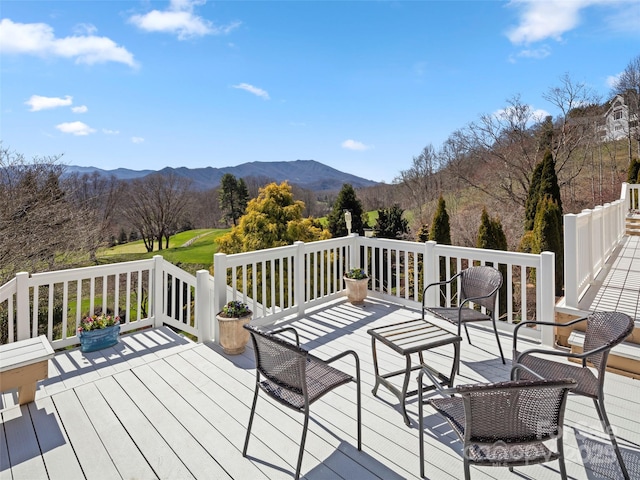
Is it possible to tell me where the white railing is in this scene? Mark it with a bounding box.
[563,183,630,308]
[214,237,555,345]
[2,236,559,349]
[628,182,640,212]
[0,256,204,349]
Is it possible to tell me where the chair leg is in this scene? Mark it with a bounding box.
[355,369,362,451]
[593,399,630,480]
[463,323,472,344]
[463,457,471,480]
[295,408,311,480]
[557,438,568,480]
[243,385,260,457]
[491,318,505,364]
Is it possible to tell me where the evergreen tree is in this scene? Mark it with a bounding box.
[524,149,562,231]
[524,160,544,231]
[429,195,451,244]
[627,158,640,184]
[374,205,409,239]
[538,149,562,215]
[416,224,430,242]
[477,207,508,317]
[476,208,507,251]
[532,195,564,296]
[217,182,328,254]
[327,184,367,237]
[219,173,249,226]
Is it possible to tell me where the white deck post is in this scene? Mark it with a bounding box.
[424,241,437,307]
[213,253,227,345]
[563,214,578,308]
[349,233,360,270]
[294,241,306,317]
[152,255,164,328]
[16,272,30,341]
[195,270,211,343]
[539,251,556,347]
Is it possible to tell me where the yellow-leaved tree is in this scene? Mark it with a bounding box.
[217,181,329,254]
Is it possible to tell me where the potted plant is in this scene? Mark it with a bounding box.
[344,267,369,305]
[217,300,253,355]
[77,312,121,353]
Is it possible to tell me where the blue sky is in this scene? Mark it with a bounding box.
[1,1,639,183]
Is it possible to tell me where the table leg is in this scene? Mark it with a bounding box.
[400,354,412,426]
[371,336,380,396]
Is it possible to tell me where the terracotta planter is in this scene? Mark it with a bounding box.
[79,324,120,353]
[217,313,252,354]
[344,277,368,305]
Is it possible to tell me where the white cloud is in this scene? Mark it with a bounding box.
[131,136,145,143]
[129,0,240,40]
[506,0,638,44]
[510,45,551,62]
[0,19,137,67]
[607,73,621,89]
[72,105,88,113]
[56,121,96,136]
[25,94,72,111]
[103,128,120,135]
[232,83,270,100]
[341,139,371,151]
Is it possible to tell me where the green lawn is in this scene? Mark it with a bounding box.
[98,229,230,273]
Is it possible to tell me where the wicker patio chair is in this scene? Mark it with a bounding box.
[242,324,362,480]
[419,374,577,479]
[511,311,635,480]
[422,265,505,364]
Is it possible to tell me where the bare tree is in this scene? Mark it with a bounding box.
[394,144,439,217]
[65,172,123,262]
[121,173,193,251]
[0,146,91,282]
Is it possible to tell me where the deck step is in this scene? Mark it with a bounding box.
[626,216,640,236]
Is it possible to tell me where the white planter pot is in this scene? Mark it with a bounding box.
[344,277,368,305]
[217,313,252,354]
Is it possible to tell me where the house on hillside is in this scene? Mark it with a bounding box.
[602,93,639,141]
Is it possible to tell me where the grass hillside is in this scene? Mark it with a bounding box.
[98,228,230,273]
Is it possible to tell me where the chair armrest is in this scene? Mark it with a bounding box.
[512,316,588,352]
[323,349,360,370]
[269,326,300,346]
[510,362,546,380]
[421,272,463,317]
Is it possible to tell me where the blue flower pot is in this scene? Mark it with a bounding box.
[79,324,120,353]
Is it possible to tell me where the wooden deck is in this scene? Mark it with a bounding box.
[1,298,639,480]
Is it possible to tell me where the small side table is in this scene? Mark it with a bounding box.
[367,318,461,426]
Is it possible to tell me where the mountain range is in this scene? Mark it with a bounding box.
[64,160,380,192]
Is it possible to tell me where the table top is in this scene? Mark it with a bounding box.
[367,318,462,355]
[0,335,55,372]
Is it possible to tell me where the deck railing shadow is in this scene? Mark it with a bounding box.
[0,403,65,464]
[42,326,191,386]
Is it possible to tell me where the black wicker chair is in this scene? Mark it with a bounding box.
[511,311,635,480]
[422,265,505,364]
[243,324,361,479]
[419,374,576,479]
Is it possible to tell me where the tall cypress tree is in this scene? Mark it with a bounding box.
[524,160,544,231]
[477,208,507,251]
[628,158,640,183]
[524,149,562,231]
[533,195,564,296]
[429,195,451,245]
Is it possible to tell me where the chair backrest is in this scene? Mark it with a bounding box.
[584,311,634,372]
[244,324,308,395]
[460,266,503,312]
[458,378,576,445]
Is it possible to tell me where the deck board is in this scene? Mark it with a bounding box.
[1,302,639,480]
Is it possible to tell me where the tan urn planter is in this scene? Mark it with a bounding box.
[344,277,369,305]
[217,312,252,355]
